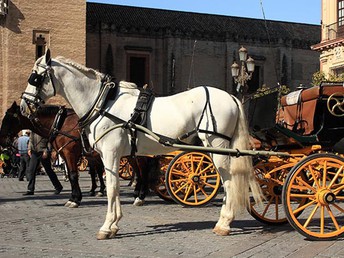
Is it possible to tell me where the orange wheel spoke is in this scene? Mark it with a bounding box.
[173,181,188,194]
[183,184,192,201]
[320,205,325,234]
[294,177,317,193]
[193,185,198,203]
[308,165,321,189]
[201,174,218,179]
[202,181,217,188]
[329,165,343,188]
[290,193,314,199]
[292,199,316,214]
[326,205,341,231]
[335,195,344,201]
[331,203,344,213]
[275,196,279,220]
[322,160,327,187]
[333,185,344,195]
[171,170,188,177]
[262,196,274,217]
[199,186,209,198]
[303,203,319,228]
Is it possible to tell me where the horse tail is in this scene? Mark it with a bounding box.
[228,97,263,213]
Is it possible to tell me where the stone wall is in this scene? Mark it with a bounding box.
[0,0,85,117]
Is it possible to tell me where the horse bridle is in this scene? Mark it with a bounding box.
[21,63,56,115]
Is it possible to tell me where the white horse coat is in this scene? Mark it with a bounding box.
[21,50,262,239]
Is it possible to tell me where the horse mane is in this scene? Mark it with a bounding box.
[54,57,138,94]
[55,56,103,81]
[119,81,138,89]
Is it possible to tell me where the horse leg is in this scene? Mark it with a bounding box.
[129,157,145,206]
[64,157,82,208]
[96,164,106,197]
[211,153,235,236]
[89,165,97,196]
[137,157,149,204]
[97,154,122,240]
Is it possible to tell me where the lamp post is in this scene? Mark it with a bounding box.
[231,46,255,101]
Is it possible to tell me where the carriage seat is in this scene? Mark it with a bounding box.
[277,84,344,136]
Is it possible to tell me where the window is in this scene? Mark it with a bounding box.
[35,35,46,59]
[339,0,344,26]
[338,0,344,37]
[126,53,150,88]
[0,0,9,16]
[247,66,260,94]
[33,30,49,60]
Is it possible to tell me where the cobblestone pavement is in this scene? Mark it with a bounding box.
[0,172,343,258]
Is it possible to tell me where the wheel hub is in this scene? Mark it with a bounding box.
[317,188,336,205]
[192,175,200,183]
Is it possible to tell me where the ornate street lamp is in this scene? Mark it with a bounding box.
[231,46,255,98]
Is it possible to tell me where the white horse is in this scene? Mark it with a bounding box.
[20,49,262,239]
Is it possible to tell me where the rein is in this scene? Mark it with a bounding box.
[29,106,81,154]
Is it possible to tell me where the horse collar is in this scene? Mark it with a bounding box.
[78,78,118,128]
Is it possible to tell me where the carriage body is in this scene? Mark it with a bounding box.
[247,82,344,240]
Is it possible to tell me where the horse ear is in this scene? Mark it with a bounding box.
[45,48,51,66]
[11,101,17,108]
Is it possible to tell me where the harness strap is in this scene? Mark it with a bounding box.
[179,86,222,141]
[78,77,118,128]
[49,107,67,141]
[79,129,93,155]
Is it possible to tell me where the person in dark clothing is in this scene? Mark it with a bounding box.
[17,130,30,181]
[23,132,63,195]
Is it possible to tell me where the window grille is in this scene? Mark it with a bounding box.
[0,0,9,16]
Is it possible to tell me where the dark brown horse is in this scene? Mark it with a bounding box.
[0,102,105,207]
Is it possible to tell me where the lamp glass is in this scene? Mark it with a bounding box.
[246,57,255,73]
[231,62,239,77]
[238,46,247,61]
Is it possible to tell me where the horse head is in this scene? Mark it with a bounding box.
[0,102,24,147]
[20,48,105,121]
[20,49,56,117]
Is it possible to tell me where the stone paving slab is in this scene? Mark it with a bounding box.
[0,173,343,258]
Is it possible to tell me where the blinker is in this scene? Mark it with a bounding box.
[28,72,44,87]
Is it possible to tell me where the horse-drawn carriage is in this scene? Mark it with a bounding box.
[118,82,344,240]
[19,49,344,240]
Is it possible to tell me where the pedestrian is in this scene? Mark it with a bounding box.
[23,132,63,195]
[17,130,30,181]
[0,147,12,177]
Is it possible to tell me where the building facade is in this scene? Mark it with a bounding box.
[86,3,320,96]
[1,1,320,118]
[312,0,344,77]
[0,0,86,115]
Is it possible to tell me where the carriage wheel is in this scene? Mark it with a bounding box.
[152,155,174,202]
[165,151,221,206]
[119,157,134,180]
[282,153,344,240]
[250,156,306,225]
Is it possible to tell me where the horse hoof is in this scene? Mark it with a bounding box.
[68,202,79,208]
[212,226,230,236]
[96,192,104,197]
[108,228,119,238]
[96,231,110,240]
